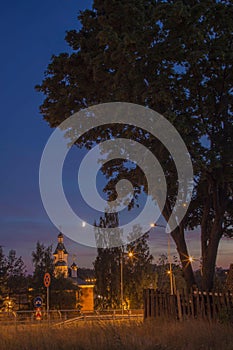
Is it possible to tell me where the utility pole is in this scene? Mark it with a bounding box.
[168,233,174,295]
[120,246,124,315]
[151,223,175,295]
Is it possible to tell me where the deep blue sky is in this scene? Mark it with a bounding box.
[0,0,95,271]
[0,1,232,273]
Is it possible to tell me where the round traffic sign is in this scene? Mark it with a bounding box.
[44,272,51,287]
[34,296,43,308]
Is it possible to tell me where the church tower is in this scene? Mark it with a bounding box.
[53,233,69,278]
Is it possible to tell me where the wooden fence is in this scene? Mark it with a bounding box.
[144,289,233,321]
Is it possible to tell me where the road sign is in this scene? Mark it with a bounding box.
[34,296,43,308]
[35,307,42,320]
[44,272,51,287]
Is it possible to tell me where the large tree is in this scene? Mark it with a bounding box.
[154,0,233,292]
[124,228,154,308]
[5,250,27,294]
[94,213,122,309]
[0,247,27,310]
[0,247,26,296]
[37,0,233,291]
[31,241,54,291]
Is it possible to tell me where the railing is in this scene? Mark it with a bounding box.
[0,309,143,326]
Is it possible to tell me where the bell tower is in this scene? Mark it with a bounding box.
[53,232,69,278]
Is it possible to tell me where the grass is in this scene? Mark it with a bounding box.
[0,319,232,350]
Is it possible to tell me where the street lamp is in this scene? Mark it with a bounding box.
[188,256,194,263]
[188,255,203,276]
[151,223,175,295]
[120,247,133,314]
[4,296,13,315]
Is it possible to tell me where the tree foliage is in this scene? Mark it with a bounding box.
[0,247,27,309]
[5,250,27,293]
[31,241,54,290]
[51,273,78,309]
[94,213,154,309]
[153,254,186,293]
[124,230,154,308]
[94,213,122,308]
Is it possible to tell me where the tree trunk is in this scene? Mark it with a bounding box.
[200,177,227,292]
[201,219,222,291]
[171,226,196,290]
[162,203,196,290]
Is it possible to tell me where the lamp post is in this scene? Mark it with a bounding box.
[150,223,175,295]
[120,247,133,314]
[120,247,124,315]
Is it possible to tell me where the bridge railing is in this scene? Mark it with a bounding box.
[0,308,143,325]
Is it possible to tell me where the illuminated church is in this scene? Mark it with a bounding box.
[53,232,95,311]
[53,233,69,278]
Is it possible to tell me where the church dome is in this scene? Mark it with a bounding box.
[71,262,78,269]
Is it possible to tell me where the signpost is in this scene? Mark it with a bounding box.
[44,272,51,316]
[34,296,43,321]
[34,296,43,308]
[35,307,42,321]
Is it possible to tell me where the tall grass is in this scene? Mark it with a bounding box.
[0,319,232,350]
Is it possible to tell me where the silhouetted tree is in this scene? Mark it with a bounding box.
[5,250,27,294]
[31,241,54,291]
[94,213,122,309]
[124,229,153,308]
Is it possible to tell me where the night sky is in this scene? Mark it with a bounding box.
[0,1,232,273]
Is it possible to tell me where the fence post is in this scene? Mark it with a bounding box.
[190,289,195,319]
[151,289,155,318]
[184,288,190,318]
[212,292,217,321]
[143,289,149,319]
[206,292,212,321]
[176,290,182,321]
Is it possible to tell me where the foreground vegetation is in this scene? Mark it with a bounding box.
[0,320,232,350]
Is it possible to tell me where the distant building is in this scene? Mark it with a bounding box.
[53,232,95,311]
